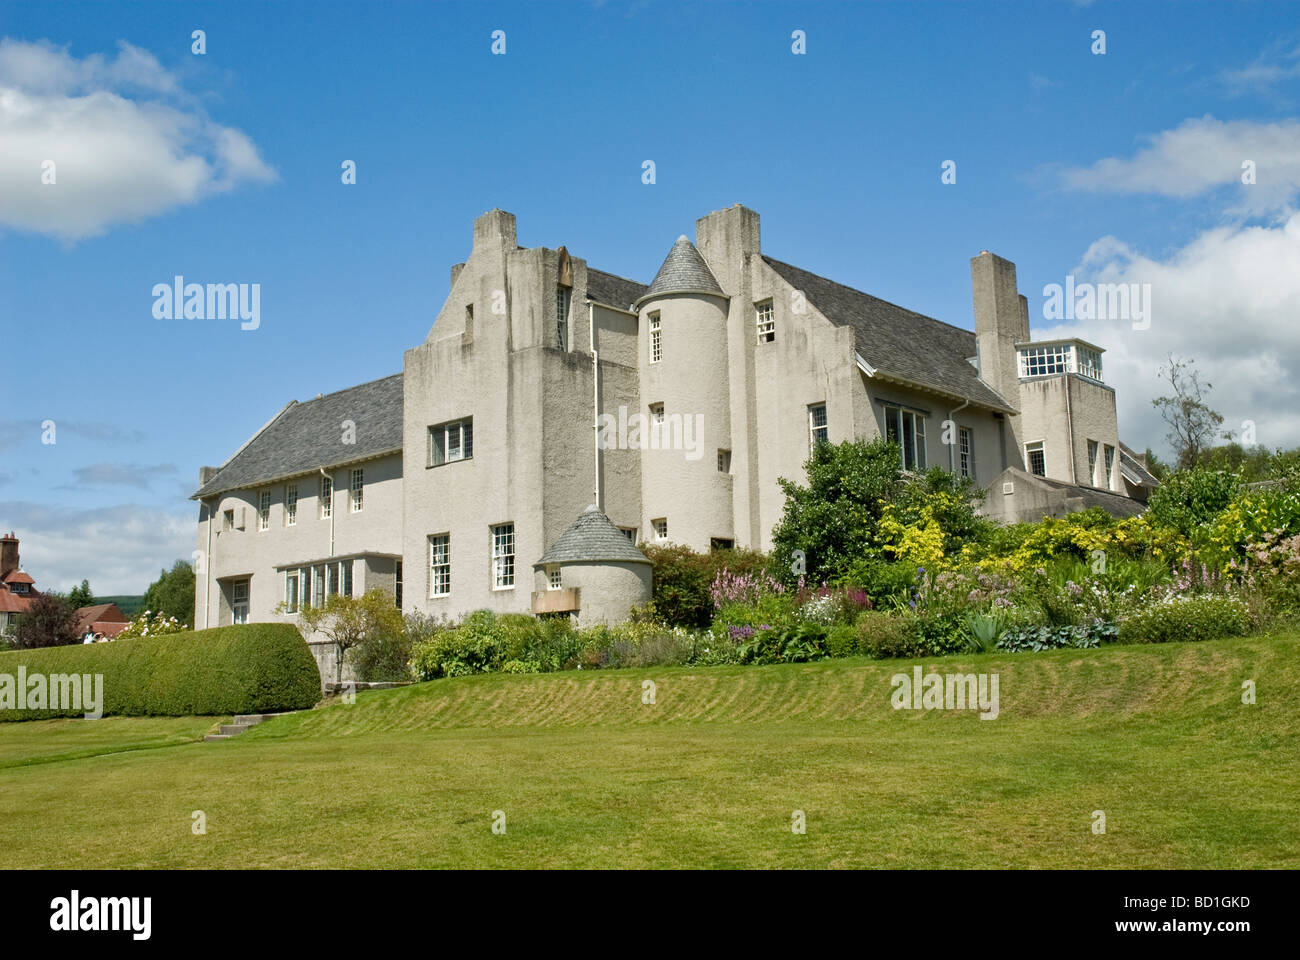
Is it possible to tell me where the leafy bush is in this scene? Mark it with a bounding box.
[116,610,187,641]
[998,621,1114,653]
[0,624,321,721]
[734,622,828,665]
[1147,467,1240,537]
[644,543,768,628]
[854,610,923,659]
[1118,595,1251,644]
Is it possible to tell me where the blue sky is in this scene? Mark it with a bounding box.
[2,0,1299,592]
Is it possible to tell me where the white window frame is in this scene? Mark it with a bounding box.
[430,418,474,466]
[1104,444,1116,489]
[649,312,662,364]
[284,571,299,614]
[556,286,571,351]
[491,523,515,590]
[231,579,249,625]
[883,404,927,472]
[958,427,973,479]
[809,403,829,451]
[547,565,562,591]
[1025,440,1047,477]
[350,468,364,512]
[1087,440,1099,485]
[756,300,775,343]
[429,534,451,597]
[285,482,298,526]
[651,518,668,541]
[258,490,272,531]
[320,476,333,519]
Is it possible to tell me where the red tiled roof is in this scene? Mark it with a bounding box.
[0,590,35,614]
[90,621,129,638]
[74,603,128,636]
[2,570,34,585]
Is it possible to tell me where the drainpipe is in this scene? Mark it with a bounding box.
[319,466,335,555]
[947,398,971,474]
[588,300,600,511]
[1063,375,1077,484]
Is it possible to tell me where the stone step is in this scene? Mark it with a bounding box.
[232,714,272,725]
[218,723,252,737]
[203,734,231,742]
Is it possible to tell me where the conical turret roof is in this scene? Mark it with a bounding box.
[537,505,651,565]
[636,235,724,305]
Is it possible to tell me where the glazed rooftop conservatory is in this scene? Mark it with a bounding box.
[1016,338,1105,382]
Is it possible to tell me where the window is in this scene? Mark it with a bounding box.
[259,490,272,531]
[556,286,571,351]
[491,523,515,589]
[314,565,326,602]
[284,571,299,614]
[958,427,974,479]
[285,482,298,526]
[1104,444,1116,488]
[430,418,474,466]
[231,579,249,625]
[1087,440,1099,485]
[649,312,662,363]
[350,468,364,512]
[756,300,775,343]
[1026,441,1046,477]
[809,403,829,451]
[1018,344,1070,378]
[547,566,562,590]
[320,476,333,519]
[883,405,927,471]
[710,538,735,552]
[327,562,339,597]
[1076,346,1104,381]
[342,559,353,597]
[395,561,403,608]
[223,509,235,532]
[650,403,665,425]
[300,566,313,608]
[619,527,638,544]
[717,449,732,473]
[652,518,668,541]
[429,534,450,597]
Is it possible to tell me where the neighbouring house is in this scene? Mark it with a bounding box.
[193,205,1152,676]
[73,602,130,642]
[0,532,39,636]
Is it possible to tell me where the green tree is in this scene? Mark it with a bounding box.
[297,589,405,687]
[67,580,95,610]
[141,560,196,627]
[1146,466,1240,537]
[12,593,82,648]
[1152,356,1224,469]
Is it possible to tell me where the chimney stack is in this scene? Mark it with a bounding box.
[971,251,1025,410]
[0,533,18,580]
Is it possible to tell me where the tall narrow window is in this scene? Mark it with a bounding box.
[284,571,299,614]
[300,567,312,608]
[883,405,927,471]
[231,579,249,625]
[342,559,353,597]
[285,482,298,526]
[491,523,515,589]
[809,403,829,451]
[258,490,272,531]
[223,509,235,532]
[350,468,364,512]
[429,534,451,597]
[320,475,333,519]
[958,427,974,479]
[556,286,571,351]
[1026,441,1046,477]
[1087,440,1099,485]
[430,418,474,466]
[395,561,403,608]
[1104,444,1116,488]
[756,300,775,343]
[326,562,339,597]
[649,312,662,363]
[314,565,325,602]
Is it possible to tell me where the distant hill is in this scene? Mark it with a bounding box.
[96,595,145,617]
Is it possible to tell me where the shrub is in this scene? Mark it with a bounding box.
[11,593,80,649]
[825,624,858,658]
[734,621,828,665]
[1118,595,1250,645]
[116,610,187,641]
[1147,467,1240,537]
[0,623,321,721]
[998,621,1114,653]
[644,543,768,628]
[854,610,922,659]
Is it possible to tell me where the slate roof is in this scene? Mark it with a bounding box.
[1118,442,1160,488]
[537,505,652,565]
[587,268,647,313]
[637,236,725,304]
[762,256,1016,413]
[192,373,403,499]
[1005,468,1147,519]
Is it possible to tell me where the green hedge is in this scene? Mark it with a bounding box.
[0,623,321,721]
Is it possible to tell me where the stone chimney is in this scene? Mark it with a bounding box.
[971,251,1025,410]
[472,208,517,253]
[199,466,219,487]
[696,204,760,293]
[0,533,18,580]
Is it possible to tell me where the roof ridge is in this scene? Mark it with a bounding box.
[296,371,403,406]
[587,266,647,286]
[761,255,978,339]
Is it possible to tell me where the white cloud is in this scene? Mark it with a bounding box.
[1057,116,1300,216]
[0,501,193,595]
[1035,213,1300,459]
[71,462,178,489]
[1219,39,1300,95]
[0,39,274,241]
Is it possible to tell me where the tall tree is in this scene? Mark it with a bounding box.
[141,560,196,627]
[1152,355,1224,470]
[12,593,81,648]
[67,579,95,609]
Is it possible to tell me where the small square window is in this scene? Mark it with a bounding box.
[547,566,562,590]
[710,538,735,552]
[717,449,732,473]
[1026,441,1046,477]
[430,418,474,466]
[619,527,638,544]
[652,518,668,541]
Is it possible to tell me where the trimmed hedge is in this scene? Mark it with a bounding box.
[0,623,321,721]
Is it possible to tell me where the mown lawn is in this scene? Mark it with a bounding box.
[0,632,1295,868]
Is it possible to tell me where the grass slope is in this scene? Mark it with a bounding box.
[0,633,1295,868]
